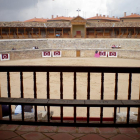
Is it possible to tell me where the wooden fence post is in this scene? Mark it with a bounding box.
[138,81,140,123]
[0,74,2,120]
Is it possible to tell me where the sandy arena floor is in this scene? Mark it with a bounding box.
[0,57,140,118]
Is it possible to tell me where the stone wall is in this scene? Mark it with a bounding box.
[0,48,140,60]
[0,38,140,51]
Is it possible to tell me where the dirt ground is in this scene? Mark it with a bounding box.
[0,57,140,118]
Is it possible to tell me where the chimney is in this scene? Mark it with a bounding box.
[52,15,54,19]
[113,16,115,18]
[100,14,102,17]
[131,13,133,15]
[124,12,126,17]
[57,15,58,17]
[103,15,105,17]
[107,15,109,17]
[96,13,98,17]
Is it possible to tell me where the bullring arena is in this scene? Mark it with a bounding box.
[0,13,140,123]
[0,38,140,121]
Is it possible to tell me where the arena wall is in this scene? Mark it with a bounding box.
[0,48,140,60]
[0,38,140,51]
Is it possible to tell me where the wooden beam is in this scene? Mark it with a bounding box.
[0,27,2,36]
[138,81,140,123]
[39,28,40,37]
[103,28,105,37]
[0,73,2,120]
[24,28,26,36]
[9,28,10,38]
[134,28,135,35]
[54,28,55,38]
[46,28,47,38]
[84,26,86,38]
[17,28,18,38]
[119,28,121,35]
[62,28,63,38]
[71,26,73,38]
[127,28,128,34]
[94,28,96,38]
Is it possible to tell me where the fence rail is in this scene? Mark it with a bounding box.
[0,66,140,127]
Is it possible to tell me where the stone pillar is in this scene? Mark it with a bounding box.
[62,28,63,38]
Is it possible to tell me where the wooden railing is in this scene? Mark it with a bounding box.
[0,66,140,127]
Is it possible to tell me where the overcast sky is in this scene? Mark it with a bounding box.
[0,0,140,21]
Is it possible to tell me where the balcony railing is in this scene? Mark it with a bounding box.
[0,66,140,127]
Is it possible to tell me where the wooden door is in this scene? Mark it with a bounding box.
[76,50,80,57]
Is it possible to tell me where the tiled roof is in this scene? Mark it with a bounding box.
[48,16,73,21]
[120,14,140,19]
[87,16,120,21]
[24,18,47,22]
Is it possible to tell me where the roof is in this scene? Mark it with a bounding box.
[48,16,73,21]
[120,14,140,19]
[24,18,47,22]
[87,15,120,21]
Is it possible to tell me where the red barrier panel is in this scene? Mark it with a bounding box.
[53,51,61,57]
[99,51,107,57]
[108,52,117,57]
[1,54,10,61]
[42,51,51,57]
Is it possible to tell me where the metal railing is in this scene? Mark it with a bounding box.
[0,66,140,127]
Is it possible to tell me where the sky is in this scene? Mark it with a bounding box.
[0,0,140,21]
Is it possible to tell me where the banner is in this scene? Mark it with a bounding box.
[108,52,117,57]
[1,54,10,61]
[42,51,51,57]
[53,51,61,57]
[99,51,107,57]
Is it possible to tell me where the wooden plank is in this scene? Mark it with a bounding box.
[114,73,118,124]
[0,66,140,73]
[60,72,63,123]
[138,81,140,123]
[0,73,2,119]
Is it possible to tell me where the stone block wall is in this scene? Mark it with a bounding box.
[0,38,140,51]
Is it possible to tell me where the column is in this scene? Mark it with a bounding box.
[17,28,18,38]
[84,25,86,38]
[71,25,73,38]
[24,28,26,36]
[119,28,121,35]
[103,28,105,37]
[0,78,2,120]
[54,28,55,38]
[39,28,40,37]
[62,28,63,38]
[46,28,47,38]
[9,28,10,38]
[0,27,2,37]
[127,28,128,34]
[94,28,96,37]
